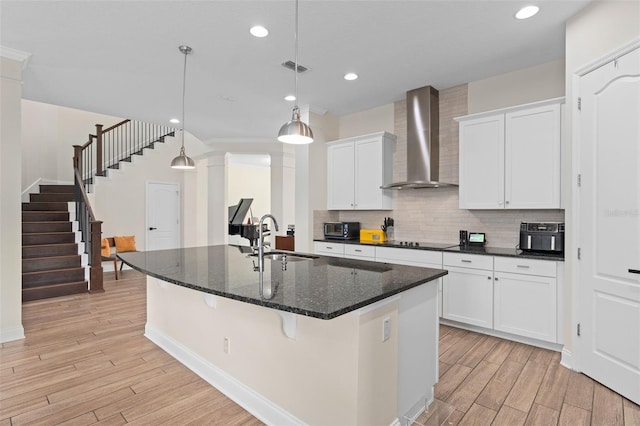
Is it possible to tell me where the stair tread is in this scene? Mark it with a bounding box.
[23,267,85,276]
[22,231,75,235]
[23,254,81,262]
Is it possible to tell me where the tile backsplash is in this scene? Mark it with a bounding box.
[315,84,564,248]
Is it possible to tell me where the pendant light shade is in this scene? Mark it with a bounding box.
[278,107,314,144]
[171,45,196,170]
[278,0,313,144]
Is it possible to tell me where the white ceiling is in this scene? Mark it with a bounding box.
[1,0,591,143]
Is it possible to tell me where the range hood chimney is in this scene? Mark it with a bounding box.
[382,85,457,189]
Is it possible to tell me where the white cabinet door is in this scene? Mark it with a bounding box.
[354,138,389,209]
[457,98,563,210]
[326,132,395,210]
[442,266,494,328]
[493,271,557,342]
[459,114,505,209]
[327,143,355,210]
[505,104,561,209]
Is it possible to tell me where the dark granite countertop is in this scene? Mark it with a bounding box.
[118,245,447,320]
[313,239,564,261]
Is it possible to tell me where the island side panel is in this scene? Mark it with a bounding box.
[397,280,440,423]
[144,276,402,425]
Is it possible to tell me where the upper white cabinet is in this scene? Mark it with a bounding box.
[457,98,563,210]
[327,132,395,210]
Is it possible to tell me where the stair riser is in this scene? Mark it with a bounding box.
[22,212,70,222]
[23,233,76,245]
[22,202,69,212]
[23,269,86,288]
[30,193,75,203]
[23,256,81,273]
[22,222,72,233]
[23,282,87,302]
[22,244,78,259]
[39,185,74,194]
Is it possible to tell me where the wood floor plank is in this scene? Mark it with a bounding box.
[434,363,473,401]
[503,360,548,413]
[492,405,527,426]
[446,360,500,412]
[623,398,640,425]
[440,360,454,378]
[0,395,49,422]
[457,335,500,369]
[558,403,590,426]
[93,413,127,426]
[534,359,571,411]
[564,371,595,411]
[440,332,483,365]
[55,411,98,425]
[505,342,534,365]
[592,382,624,426]
[524,403,560,426]
[458,403,497,425]
[483,339,516,365]
[475,360,525,411]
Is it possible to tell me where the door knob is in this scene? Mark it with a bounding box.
[149,227,157,230]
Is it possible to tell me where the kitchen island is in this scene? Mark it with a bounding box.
[118,245,447,425]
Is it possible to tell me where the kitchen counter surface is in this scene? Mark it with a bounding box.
[118,244,447,320]
[314,238,564,261]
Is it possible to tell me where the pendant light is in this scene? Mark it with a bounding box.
[171,45,196,169]
[278,0,314,144]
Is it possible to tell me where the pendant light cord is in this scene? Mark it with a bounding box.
[293,0,299,111]
[181,48,188,150]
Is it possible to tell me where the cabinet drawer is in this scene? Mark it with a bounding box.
[344,244,375,259]
[494,257,556,277]
[443,252,493,270]
[313,242,345,257]
[376,247,442,266]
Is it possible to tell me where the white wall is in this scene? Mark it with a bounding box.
[227,159,271,246]
[563,0,640,352]
[338,103,395,139]
[467,60,566,114]
[21,100,125,189]
[91,133,204,252]
[1,56,25,343]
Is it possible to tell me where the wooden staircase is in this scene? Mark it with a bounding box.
[22,184,87,302]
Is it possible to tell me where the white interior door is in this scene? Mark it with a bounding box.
[577,46,640,404]
[147,182,181,251]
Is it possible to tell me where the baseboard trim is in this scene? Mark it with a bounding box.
[144,323,306,426]
[560,348,575,371]
[440,319,563,352]
[0,325,25,343]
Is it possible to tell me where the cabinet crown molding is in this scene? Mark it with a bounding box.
[455,97,565,122]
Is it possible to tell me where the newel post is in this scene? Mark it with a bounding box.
[89,220,104,293]
[73,145,83,171]
[96,124,104,177]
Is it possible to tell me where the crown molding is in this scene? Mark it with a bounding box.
[0,46,32,70]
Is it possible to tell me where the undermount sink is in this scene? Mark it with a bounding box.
[250,251,319,262]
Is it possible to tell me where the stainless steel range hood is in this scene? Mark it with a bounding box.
[381,85,457,189]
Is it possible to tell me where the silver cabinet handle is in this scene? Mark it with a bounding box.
[355,249,362,252]
[517,265,530,269]
[326,246,333,250]
[461,259,472,263]
[630,269,640,274]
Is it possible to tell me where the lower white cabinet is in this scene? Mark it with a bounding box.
[493,257,557,342]
[344,244,375,260]
[442,266,494,329]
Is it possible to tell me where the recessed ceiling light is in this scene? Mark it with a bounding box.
[344,73,358,81]
[515,5,539,19]
[170,118,180,124]
[284,95,296,101]
[250,26,269,37]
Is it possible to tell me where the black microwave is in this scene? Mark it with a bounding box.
[323,222,360,240]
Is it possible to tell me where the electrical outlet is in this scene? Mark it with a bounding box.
[382,317,390,342]
[223,337,230,354]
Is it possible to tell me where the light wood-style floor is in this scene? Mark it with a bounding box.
[1,270,639,425]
